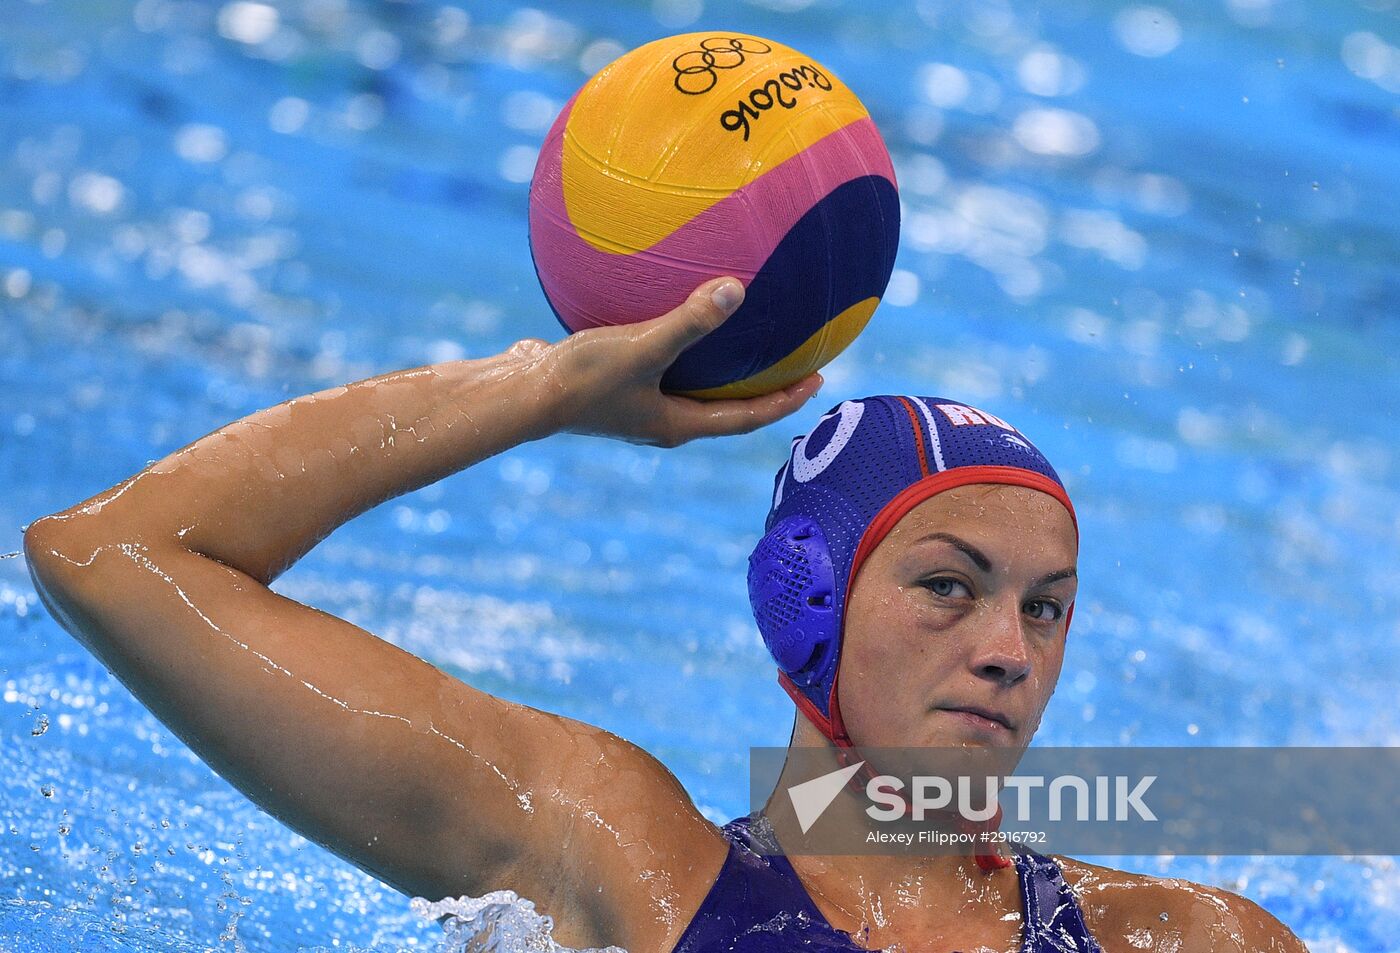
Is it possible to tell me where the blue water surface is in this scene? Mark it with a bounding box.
[2,0,1398,950]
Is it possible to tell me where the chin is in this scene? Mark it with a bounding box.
[923,722,1022,750]
[943,733,1017,749]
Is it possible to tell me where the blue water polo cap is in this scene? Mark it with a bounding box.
[747,396,1077,745]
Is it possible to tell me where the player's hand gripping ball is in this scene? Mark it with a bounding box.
[528,33,900,399]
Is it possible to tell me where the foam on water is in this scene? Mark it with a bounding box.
[411,893,624,953]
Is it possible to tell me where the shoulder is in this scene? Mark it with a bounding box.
[1052,856,1308,953]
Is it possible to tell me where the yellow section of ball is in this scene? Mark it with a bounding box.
[561,32,870,255]
[674,296,880,399]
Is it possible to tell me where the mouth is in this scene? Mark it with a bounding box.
[936,705,1015,732]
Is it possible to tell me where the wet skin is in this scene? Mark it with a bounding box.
[24,280,1306,952]
[837,484,1080,754]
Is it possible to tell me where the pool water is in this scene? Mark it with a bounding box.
[2,0,1397,950]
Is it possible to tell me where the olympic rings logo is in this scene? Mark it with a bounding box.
[672,36,773,95]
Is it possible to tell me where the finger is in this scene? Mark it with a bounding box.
[636,277,745,366]
[666,372,824,441]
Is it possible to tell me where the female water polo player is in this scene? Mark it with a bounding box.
[25,279,1304,952]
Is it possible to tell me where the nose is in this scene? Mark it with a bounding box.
[971,600,1032,687]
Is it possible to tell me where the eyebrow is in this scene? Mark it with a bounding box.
[1030,567,1079,589]
[912,532,1078,590]
[915,532,992,571]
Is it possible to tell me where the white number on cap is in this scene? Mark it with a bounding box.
[773,400,865,509]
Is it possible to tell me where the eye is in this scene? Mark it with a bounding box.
[921,577,972,599]
[1023,598,1064,623]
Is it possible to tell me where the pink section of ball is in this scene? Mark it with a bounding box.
[529,104,896,332]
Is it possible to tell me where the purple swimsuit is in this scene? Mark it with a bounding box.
[673,816,1104,953]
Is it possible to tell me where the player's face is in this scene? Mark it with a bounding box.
[838,484,1078,751]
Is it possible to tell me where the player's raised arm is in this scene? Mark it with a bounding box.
[22,279,819,948]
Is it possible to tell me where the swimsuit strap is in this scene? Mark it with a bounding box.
[672,816,867,952]
[1012,849,1105,953]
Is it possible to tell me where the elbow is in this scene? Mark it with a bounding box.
[23,515,81,606]
[22,516,77,631]
[22,512,138,642]
[22,513,112,611]
[23,516,70,587]
[23,510,175,658]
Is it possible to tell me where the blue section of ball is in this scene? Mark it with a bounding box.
[660,174,901,393]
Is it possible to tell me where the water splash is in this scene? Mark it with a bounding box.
[411,891,626,953]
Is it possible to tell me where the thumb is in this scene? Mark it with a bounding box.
[642,277,745,363]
